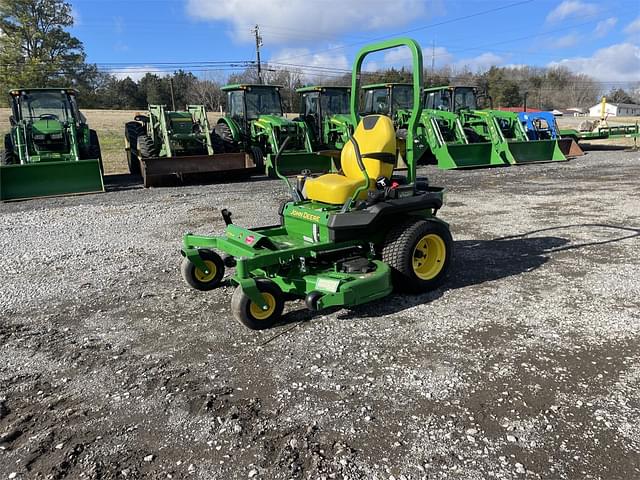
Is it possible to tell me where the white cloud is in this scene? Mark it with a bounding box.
[269,48,349,81]
[112,66,167,82]
[71,6,82,26]
[624,16,640,35]
[552,33,581,49]
[546,1,598,23]
[186,0,434,44]
[548,42,640,81]
[380,45,453,70]
[455,52,503,72]
[595,17,617,37]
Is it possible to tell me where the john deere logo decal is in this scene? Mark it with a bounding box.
[290,209,320,223]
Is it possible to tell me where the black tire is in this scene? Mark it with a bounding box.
[463,127,485,144]
[125,122,143,175]
[231,279,285,330]
[211,130,225,153]
[215,123,238,152]
[137,134,158,159]
[251,146,265,173]
[1,134,17,165]
[381,219,453,293]
[87,129,104,174]
[181,250,225,291]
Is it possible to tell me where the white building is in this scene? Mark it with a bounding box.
[588,102,640,117]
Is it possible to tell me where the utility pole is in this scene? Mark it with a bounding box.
[431,40,435,76]
[169,77,176,110]
[253,24,263,84]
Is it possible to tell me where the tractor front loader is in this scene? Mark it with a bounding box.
[518,111,584,157]
[215,84,335,176]
[125,104,250,187]
[0,88,104,201]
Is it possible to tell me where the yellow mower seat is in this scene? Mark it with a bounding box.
[305,115,396,205]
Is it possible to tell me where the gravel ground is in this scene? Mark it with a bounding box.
[1,148,639,479]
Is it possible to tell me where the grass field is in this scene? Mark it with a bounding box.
[0,108,637,175]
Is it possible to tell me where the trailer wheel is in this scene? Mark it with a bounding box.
[231,279,284,330]
[125,122,143,175]
[382,219,453,293]
[181,250,225,291]
[137,134,158,159]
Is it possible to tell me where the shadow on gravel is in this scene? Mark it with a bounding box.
[103,173,143,191]
[332,222,640,320]
[578,143,637,151]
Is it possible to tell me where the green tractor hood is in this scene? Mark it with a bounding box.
[31,118,65,136]
[254,114,297,129]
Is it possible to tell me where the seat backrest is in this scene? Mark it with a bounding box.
[341,115,396,181]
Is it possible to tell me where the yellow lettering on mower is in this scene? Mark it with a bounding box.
[290,209,320,223]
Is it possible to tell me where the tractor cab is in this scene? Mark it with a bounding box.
[361,83,414,128]
[423,86,480,113]
[296,85,352,149]
[9,89,85,161]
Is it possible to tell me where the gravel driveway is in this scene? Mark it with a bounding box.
[1,148,639,479]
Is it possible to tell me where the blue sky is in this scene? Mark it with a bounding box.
[70,0,640,85]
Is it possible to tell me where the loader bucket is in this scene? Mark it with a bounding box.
[0,160,104,201]
[139,153,251,188]
[436,142,507,169]
[503,140,567,164]
[558,138,584,157]
[265,152,336,177]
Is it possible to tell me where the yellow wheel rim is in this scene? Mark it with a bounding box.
[249,293,277,320]
[194,260,217,283]
[412,234,446,280]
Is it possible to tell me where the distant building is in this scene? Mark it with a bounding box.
[588,102,640,117]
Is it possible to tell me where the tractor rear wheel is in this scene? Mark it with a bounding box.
[87,130,104,174]
[231,279,284,330]
[214,123,237,152]
[382,219,453,293]
[1,134,17,165]
[125,122,143,175]
[137,134,158,159]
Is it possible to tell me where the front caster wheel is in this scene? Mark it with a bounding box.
[231,279,284,330]
[181,250,225,291]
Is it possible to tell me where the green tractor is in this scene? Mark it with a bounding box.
[295,85,353,151]
[125,104,250,187]
[180,38,454,329]
[1,88,104,201]
[424,85,566,167]
[214,84,334,176]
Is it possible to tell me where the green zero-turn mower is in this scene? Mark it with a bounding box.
[180,38,454,329]
[0,88,104,201]
[423,86,566,167]
[124,104,251,187]
[214,84,335,176]
[295,85,353,152]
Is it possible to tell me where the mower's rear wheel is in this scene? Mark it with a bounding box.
[137,134,158,159]
[87,130,104,174]
[181,250,225,291]
[231,279,284,330]
[382,219,453,293]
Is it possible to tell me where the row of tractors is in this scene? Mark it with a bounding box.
[1,80,638,200]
